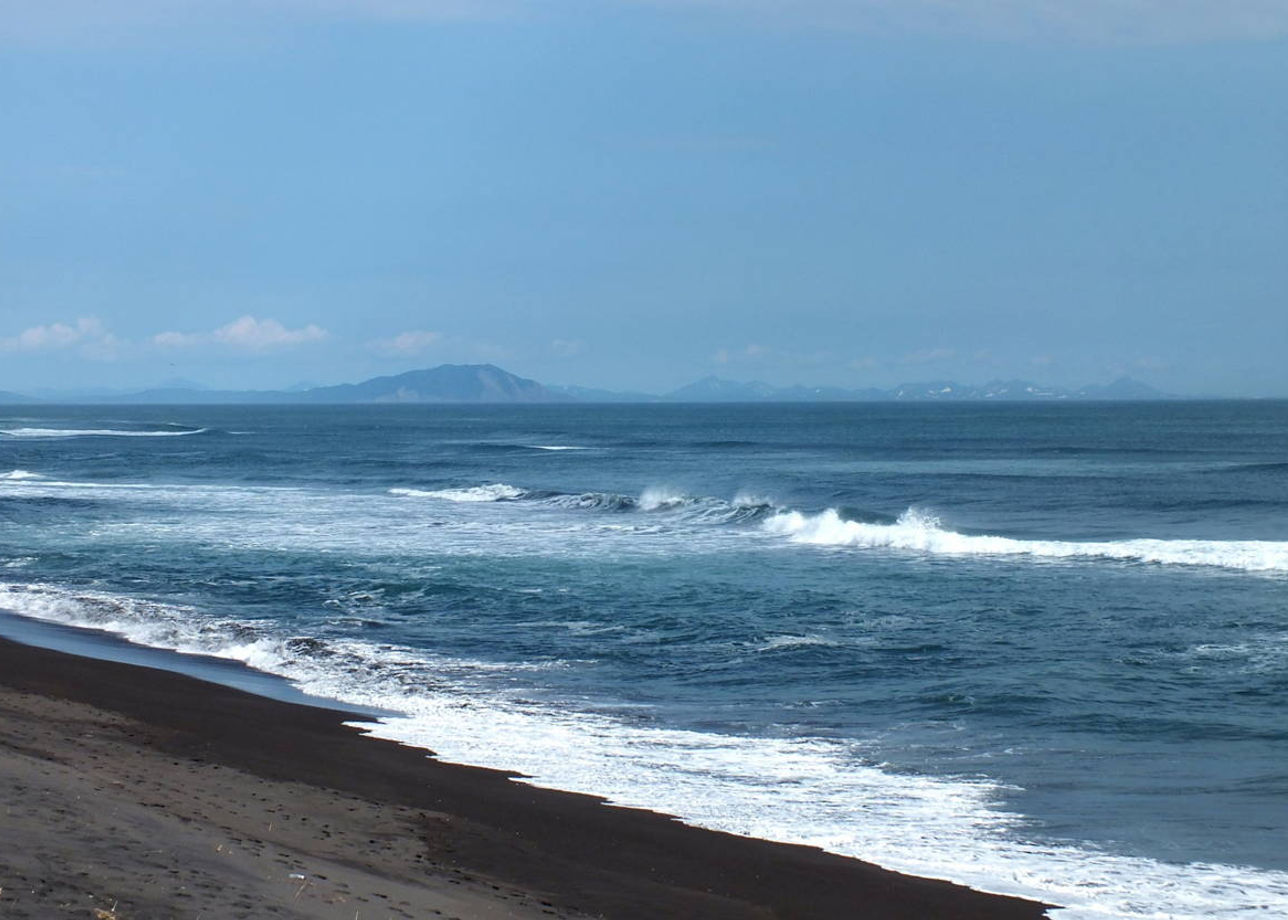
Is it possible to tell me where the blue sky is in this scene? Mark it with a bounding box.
[2,1,1285,395]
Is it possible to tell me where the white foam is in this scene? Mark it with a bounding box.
[530,445,594,451]
[638,486,691,511]
[756,634,840,652]
[1,581,1285,918]
[0,470,46,480]
[763,508,1288,573]
[388,483,527,502]
[0,427,207,439]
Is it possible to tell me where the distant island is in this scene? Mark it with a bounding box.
[1,364,1181,405]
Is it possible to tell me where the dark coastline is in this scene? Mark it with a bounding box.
[0,637,1054,918]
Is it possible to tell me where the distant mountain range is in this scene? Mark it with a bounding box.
[0,364,1180,405]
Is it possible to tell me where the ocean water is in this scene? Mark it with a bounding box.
[2,402,1286,918]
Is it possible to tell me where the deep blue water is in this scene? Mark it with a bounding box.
[2,402,1286,918]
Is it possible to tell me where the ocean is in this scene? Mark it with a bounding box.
[1,401,1285,918]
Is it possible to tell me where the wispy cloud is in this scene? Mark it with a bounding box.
[713,343,770,365]
[550,338,584,358]
[0,317,120,358]
[153,316,328,351]
[369,329,443,356]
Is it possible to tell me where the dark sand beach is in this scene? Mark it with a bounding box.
[0,637,1053,919]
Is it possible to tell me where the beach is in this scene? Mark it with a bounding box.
[0,636,1052,919]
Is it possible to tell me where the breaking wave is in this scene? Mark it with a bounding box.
[0,470,46,481]
[763,508,1288,573]
[0,427,208,439]
[389,483,528,502]
[388,482,778,524]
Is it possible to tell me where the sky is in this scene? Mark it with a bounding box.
[2,1,1286,396]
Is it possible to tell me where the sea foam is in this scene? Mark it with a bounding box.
[389,483,527,502]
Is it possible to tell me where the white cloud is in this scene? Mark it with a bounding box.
[713,343,772,365]
[550,338,584,358]
[0,317,120,357]
[215,316,328,349]
[369,329,444,355]
[151,330,203,348]
[153,316,328,351]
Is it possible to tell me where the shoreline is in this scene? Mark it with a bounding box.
[0,636,1055,919]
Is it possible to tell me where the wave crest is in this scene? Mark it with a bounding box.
[0,427,208,439]
[763,507,1288,572]
[389,483,527,502]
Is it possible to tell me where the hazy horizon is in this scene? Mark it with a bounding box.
[3,2,1285,398]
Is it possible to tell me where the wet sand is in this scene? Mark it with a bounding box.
[0,637,1054,919]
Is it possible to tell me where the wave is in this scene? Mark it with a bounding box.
[540,491,639,512]
[763,508,1288,573]
[0,470,46,481]
[529,445,594,451]
[389,483,528,502]
[2,580,1285,919]
[756,634,841,652]
[0,427,208,439]
[1223,461,1288,475]
[387,482,778,524]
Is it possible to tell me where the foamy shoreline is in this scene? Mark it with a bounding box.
[0,636,1052,919]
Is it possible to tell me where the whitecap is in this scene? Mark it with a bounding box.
[756,635,840,652]
[0,427,208,439]
[763,507,1288,573]
[638,486,693,511]
[389,483,527,502]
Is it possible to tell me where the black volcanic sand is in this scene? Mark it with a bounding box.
[0,638,1055,919]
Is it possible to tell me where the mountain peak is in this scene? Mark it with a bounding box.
[303,363,569,404]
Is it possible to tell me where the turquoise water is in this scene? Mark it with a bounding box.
[2,402,1286,918]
